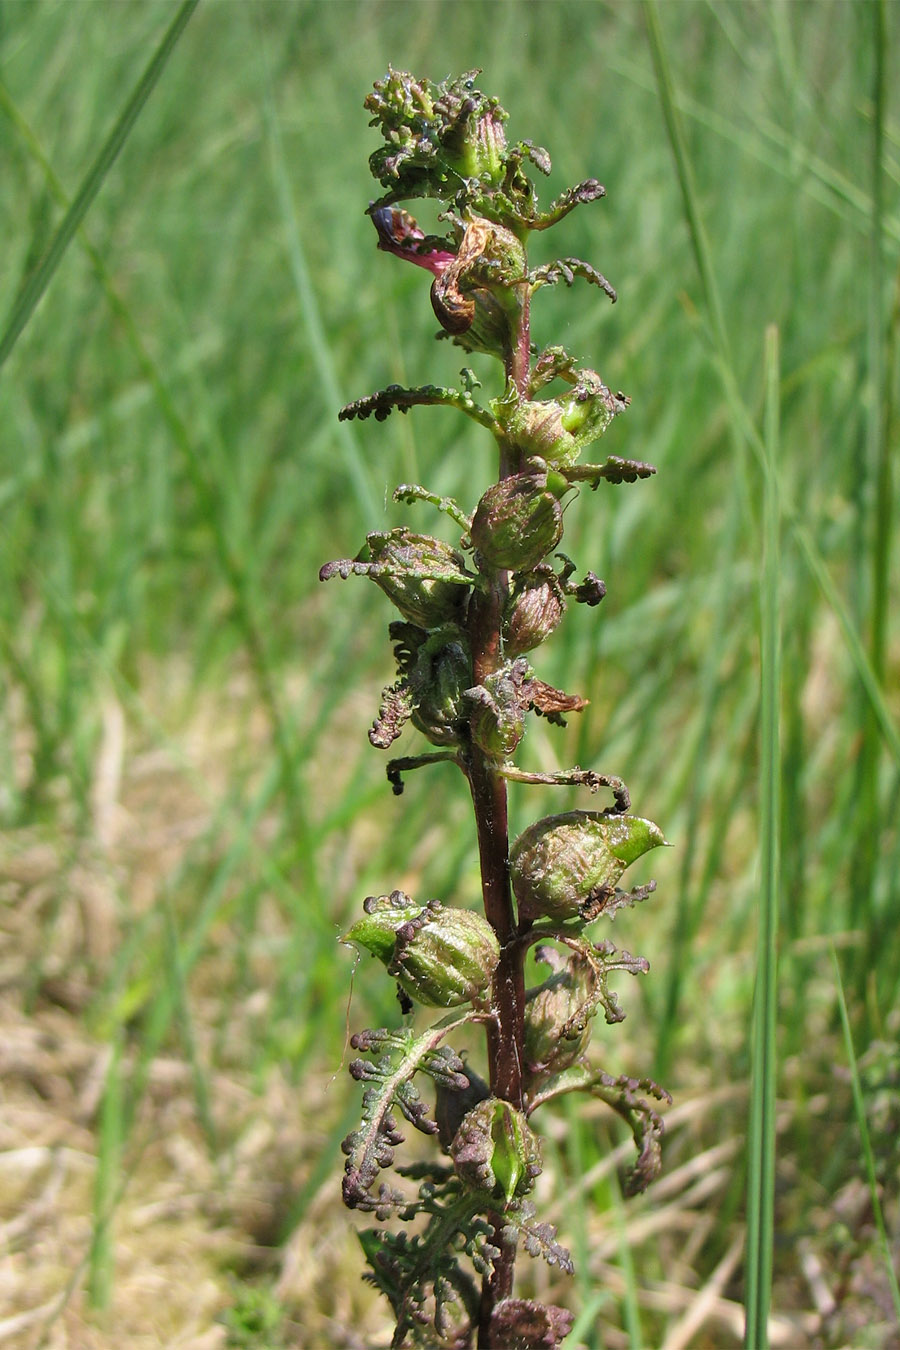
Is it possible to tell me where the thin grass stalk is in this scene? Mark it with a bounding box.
[162,893,218,1155]
[254,20,379,524]
[712,356,900,763]
[560,1097,597,1345]
[604,42,899,241]
[830,945,900,1322]
[857,0,895,1005]
[115,764,286,1139]
[778,610,811,947]
[850,0,889,969]
[88,1034,124,1310]
[865,0,889,684]
[657,692,759,1079]
[744,325,782,1349]
[654,482,745,1080]
[867,239,900,1003]
[4,534,308,945]
[565,1292,609,1350]
[642,0,731,363]
[611,1171,644,1350]
[0,0,199,372]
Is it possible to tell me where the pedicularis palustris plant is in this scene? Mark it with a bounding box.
[321,70,671,1349]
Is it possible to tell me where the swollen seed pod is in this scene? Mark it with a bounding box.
[362,530,470,628]
[450,1097,542,1207]
[342,893,500,1008]
[469,699,524,759]
[524,946,595,1077]
[409,635,472,747]
[510,811,667,923]
[470,473,563,574]
[430,217,527,356]
[465,663,530,760]
[502,577,566,656]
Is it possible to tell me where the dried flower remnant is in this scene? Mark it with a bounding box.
[324,67,668,1347]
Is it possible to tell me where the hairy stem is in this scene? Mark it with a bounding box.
[467,591,524,1339]
[506,285,532,395]
[470,284,532,1344]
[466,706,524,1112]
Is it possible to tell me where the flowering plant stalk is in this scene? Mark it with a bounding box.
[322,69,670,1349]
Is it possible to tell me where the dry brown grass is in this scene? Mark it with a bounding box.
[0,670,391,1349]
[1,670,897,1349]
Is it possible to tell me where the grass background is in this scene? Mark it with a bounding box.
[1,1,898,1346]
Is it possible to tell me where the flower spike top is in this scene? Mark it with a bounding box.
[364,66,604,233]
[365,67,523,215]
[360,68,619,372]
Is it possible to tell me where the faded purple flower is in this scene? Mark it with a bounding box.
[370,205,455,277]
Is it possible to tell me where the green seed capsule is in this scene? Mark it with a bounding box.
[500,371,626,469]
[342,893,500,1008]
[510,811,667,923]
[450,1097,542,1206]
[465,662,530,760]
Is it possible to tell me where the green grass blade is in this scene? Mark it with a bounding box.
[830,945,900,1322]
[565,1293,610,1349]
[654,478,746,1079]
[848,0,891,989]
[607,48,899,243]
[254,18,379,525]
[642,0,731,362]
[162,893,218,1155]
[0,75,308,823]
[712,345,900,771]
[611,1170,644,1350]
[0,0,200,373]
[643,0,900,771]
[744,325,782,1349]
[869,0,892,683]
[789,519,900,766]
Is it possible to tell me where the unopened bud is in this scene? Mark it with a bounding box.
[450,1097,542,1207]
[510,811,667,923]
[459,96,507,183]
[343,893,500,1008]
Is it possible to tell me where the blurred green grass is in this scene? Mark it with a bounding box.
[0,1,897,1346]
